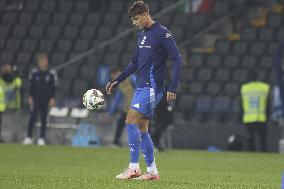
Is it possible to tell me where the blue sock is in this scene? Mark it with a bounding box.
[141,132,154,167]
[127,124,140,163]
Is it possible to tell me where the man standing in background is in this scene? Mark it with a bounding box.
[23,53,57,146]
[241,71,270,152]
[0,64,22,142]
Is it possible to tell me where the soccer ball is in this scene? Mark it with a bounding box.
[82,89,104,111]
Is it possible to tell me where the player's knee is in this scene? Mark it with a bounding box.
[125,115,139,125]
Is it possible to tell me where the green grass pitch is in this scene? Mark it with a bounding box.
[0,144,283,189]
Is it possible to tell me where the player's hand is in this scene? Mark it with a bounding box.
[28,96,33,109]
[49,98,56,107]
[166,92,176,102]
[106,81,118,95]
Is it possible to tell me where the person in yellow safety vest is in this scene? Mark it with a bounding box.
[0,64,22,143]
[241,71,270,152]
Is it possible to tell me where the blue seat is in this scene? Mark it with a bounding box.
[196,96,212,113]
[212,96,232,113]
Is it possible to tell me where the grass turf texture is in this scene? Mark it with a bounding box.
[0,144,283,189]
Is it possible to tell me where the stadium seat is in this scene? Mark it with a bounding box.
[39,39,55,52]
[80,26,96,39]
[223,82,239,96]
[189,53,204,68]
[58,0,74,13]
[41,1,56,13]
[61,65,80,79]
[188,81,204,95]
[63,26,79,39]
[109,0,125,13]
[232,69,247,83]
[267,13,282,28]
[35,12,51,25]
[96,25,113,40]
[259,55,273,69]
[56,39,72,53]
[197,68,212,82]
[72,79,89,97]
[241,26,257,41]
[223,55,239,68]
[50,52,66,65]
[267,42,278,55]
[73,39,90,52]
[0,25,11,38]
[29,25,45,39]
[2,12,17,25]
[241,55,256,69]
[68,13,84,26]
[103,13,119,25]
[74,0,89,13]
[212,96,232,113]
[205,82,221,96]
[12,24,28,38]
[24,0,40,11]
[18,12,34,25]
[205,54,221,68]
[276,28,284,41]
[215,68,230,82]
[103,52,120,65]
[79,65,96,80]
[178,95,196,111]
[46,25,62,39]
[52,13,67,25]
[212,0,229,18]
[172,13,188,27]
[5,38,21,51]
[159,15,172,26]
[22,38,37,52]
[108,40,125,53]
[258,27,274,41]
[0,51,14,64]
[215,40,230,55]
[16,52,32,66]
[232,41,248,55]
[196,95,212,113]
[86,12,101,25]
[57,78,72,95]
[181,68,195,83]
[250,41,266,56]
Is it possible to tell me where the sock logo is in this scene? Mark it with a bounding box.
[130,148,134,152]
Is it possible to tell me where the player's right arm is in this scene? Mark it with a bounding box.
[106,46,139,95]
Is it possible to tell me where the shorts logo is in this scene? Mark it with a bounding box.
[133,103,140,109]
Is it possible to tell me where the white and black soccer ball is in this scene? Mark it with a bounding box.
[83,89,104,111]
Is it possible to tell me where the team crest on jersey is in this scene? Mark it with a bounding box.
[141,36,146,45]
[165,33,171,38]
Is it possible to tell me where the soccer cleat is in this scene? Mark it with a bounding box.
[115,168,141,179]
[37,138,45,146]
[23,137,33,145]
[135,172,160,180]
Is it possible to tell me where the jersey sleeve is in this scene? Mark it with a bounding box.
[160,29,183,93]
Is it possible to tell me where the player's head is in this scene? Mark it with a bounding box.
[37,53,49,71]
[110,67,121,80]
[128,1,151,29]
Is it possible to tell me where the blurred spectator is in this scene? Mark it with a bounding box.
[23,54,57,146]
[240,71,270,152]
[0,64,22,142]
[151,94,174,151]
[105,68,135,147]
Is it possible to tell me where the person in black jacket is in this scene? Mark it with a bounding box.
[23,53,57,146]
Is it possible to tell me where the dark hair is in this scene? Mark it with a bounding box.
[128,0,149,18]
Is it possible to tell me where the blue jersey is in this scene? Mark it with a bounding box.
[115,22,183,93]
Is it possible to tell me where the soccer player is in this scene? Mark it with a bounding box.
[106,0,183,180]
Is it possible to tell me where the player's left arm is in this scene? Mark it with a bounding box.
[160,30,183,102]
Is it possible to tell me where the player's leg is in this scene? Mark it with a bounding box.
[24,100,39,144]
[246,123,255,151]
[38,99,49,145]
[116,109,143,179]
[138,118,160,180]
[113,112,127,146]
